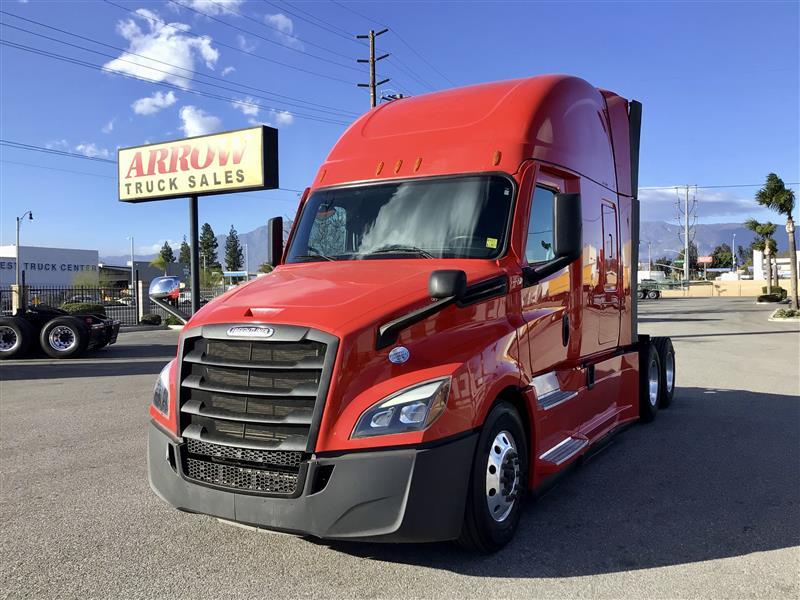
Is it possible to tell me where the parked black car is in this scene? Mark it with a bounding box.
[0,304,120,359]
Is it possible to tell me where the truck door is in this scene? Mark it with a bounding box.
[596,201,621,345]
[520,175,571,376]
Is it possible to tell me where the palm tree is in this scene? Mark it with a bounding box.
[745,219,778,294]
[756,174,798,309]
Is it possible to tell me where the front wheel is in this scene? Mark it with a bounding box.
[39,317,90,359]
[653,337,676,408]
[458,402,528,553]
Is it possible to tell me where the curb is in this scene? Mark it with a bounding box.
[168,324,185,331]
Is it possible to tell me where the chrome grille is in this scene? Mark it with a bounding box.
[178,327,334,496]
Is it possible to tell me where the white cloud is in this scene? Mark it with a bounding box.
[104,9,219,89]
[248,110,294,129]
[102,119,115,133]
[46,139,69,151]
[132,90,177,115]
[264,13,304,49]
[138,240,180,255]
[236,34,257,53]
[639,186,775,223]
[221,66,236,76]
[179,1,244,16]
[232,97,259,116]
[75,143,111,159]
[179,105,222,136]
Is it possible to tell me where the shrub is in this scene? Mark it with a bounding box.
[61,302,106,315]
[164,315,184,326]
[761,286,787,300]
[139,313,162,325]
[774,308,800,319]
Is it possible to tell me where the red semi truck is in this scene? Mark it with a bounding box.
[147,75,676,552]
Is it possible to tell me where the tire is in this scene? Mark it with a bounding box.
[39,317,90,359]
[0,317,35,359]
[639,342,662,423]
[638,289,647,300]
[652,337,676,408]
[458,402,528,553]
[647,290,659,300]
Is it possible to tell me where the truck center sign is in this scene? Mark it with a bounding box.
[117,126,278,202]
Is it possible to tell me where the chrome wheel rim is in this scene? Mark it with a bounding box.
[648,355,660,407]
[665,351,675,394]
[0,326,18,352]
[48,325,77,352]
[485,430,520,522]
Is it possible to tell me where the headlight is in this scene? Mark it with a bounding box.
[152,361,172,416]
[351,378,451,438]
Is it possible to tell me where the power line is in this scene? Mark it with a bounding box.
[0,141,305,194]
[641,183,800,190]
[0,14,359,119]
[203,0,357,62]
[330,0,453,88]
[0,39,352,125]
[102,0,355,87]
[0,159,116,179]
[261,0,361,45]
[166,0,362,75]
[1,10,359,118]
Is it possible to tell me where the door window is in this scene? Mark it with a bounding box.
[525,186,556,264]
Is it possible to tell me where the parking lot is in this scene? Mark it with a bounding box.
[1,297,798,599]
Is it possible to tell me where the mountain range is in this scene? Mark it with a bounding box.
[101,221,793,268]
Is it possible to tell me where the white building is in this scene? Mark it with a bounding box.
[752,249,800,281]
[0,245,99,286]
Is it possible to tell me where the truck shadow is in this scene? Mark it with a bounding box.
[320,387,800,577]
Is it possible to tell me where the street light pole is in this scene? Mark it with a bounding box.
[15,210,33,288]
[127,236,136,322]
[731,233,736,272]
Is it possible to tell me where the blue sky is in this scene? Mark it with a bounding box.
[1,0,798,257]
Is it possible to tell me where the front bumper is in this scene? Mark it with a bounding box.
[148,422,478,542]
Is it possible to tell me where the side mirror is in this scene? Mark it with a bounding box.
[524,193,582,285]
[429,269,467,300]
[149,276,181,300]
[267,216,283,268]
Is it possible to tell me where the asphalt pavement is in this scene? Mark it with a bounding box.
[1,297,798,599]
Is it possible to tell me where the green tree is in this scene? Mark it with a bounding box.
[150,254,167,276]
[159,241,175,265]
[199,223,220,269]
[745,218,778,293]
[756,173,798,309]
[178,236,191,264]
[711,243,733,268]
[258,262,274,273]
[224,225,244,272]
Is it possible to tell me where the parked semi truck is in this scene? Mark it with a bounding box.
[148,75,676,552]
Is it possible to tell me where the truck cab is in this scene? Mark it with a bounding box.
[147,75,675,551]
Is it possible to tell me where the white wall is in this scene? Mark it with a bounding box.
[0,246,99,286]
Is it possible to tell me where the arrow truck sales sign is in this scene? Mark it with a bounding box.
[118,126,278,202]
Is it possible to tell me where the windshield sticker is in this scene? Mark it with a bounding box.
[486,237,498,249]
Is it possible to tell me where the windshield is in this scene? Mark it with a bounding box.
[286,175,514,262]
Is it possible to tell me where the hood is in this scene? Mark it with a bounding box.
[191,260,505,336]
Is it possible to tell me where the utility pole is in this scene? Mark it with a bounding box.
[648,241,652,274]
[731,233,736,272]
[127,235,137,322]
[684,185,690,284]
[357,28,390,108]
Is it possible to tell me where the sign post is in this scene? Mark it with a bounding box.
[117,126,279,315]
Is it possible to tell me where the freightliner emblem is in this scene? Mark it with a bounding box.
[226,326,275,338]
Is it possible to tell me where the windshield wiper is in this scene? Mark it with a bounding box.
[366,245,434,259]
[293,252,336,262]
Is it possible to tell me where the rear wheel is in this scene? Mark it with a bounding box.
[653,337,676,408]
[0,317,35,359]
[458,402,528,553]
[647,289,659,300]
[639,343,661,423]
[39,317,89,359]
